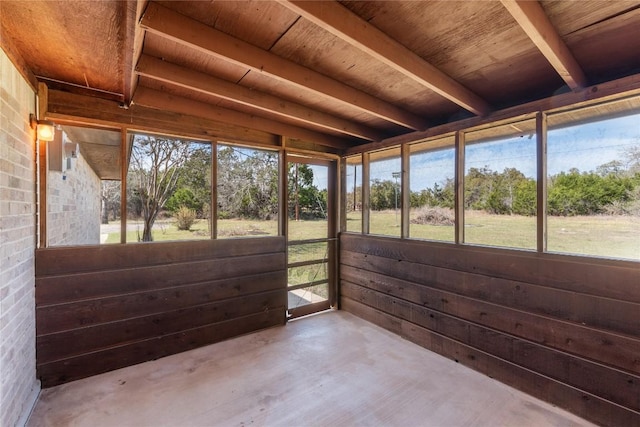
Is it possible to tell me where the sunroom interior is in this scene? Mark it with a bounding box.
[1,1,639,426]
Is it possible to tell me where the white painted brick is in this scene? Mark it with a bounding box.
[0,48,39,427]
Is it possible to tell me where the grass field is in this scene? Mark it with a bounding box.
[104,211,639,260]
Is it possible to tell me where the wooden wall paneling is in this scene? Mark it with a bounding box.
[36,252,285,304]
[340,249,639,337]
[328,159,338,308]
[340,298,640,427]
[340,282,640,411]
[340,265,640,374]
[35,238,287,387]
[36,270,286,335]
[340,234,640,303]
[37,290,286,363]
[37,309,285,388]
[35,236,285,277]
[339,234,640,425]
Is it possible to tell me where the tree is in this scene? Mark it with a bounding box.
[101,180,120,224]
[288,163,326,219]
[127,135,192,241]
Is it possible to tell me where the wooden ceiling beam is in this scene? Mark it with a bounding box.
[133,86,354,149]
[279,0,491,116]
[139,2,427,131]
[135,54,384,142]
[500,0,587,90]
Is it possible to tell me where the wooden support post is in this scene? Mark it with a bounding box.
[37,82,48,248]
[339,158,347,233]
[536,112,548,252]
[278,136,287,238]
[362,152,370,234]
[120,129,127,244]
[211,141,218,239]
[401,143,410,239]
[455,131,465,244]
[327,160,338,308]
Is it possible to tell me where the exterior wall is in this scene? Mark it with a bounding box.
[35,237,287,387]
[0,49,40,427]
[340,233,640,427]
[47,147,101,246]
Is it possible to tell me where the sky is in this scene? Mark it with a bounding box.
[347,112,640,192]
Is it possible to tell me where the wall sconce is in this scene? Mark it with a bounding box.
[30,114,56,142]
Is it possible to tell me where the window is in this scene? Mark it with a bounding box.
[217,144,278,239]
[547,106,640,260]
[409,136,455,242]
[464,120,537,250]
[126,133,212,242]
[369,147,402,237]
[47,126,120,247]
[345,155,363,233]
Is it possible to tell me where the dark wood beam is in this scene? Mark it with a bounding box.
[139,2,427,131]
[345,73,640,155]
[133,87,353,149]
[501,0,587,90]
[135,54,383,142]
[279,0,491,116]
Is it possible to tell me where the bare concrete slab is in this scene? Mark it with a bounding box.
[28,311,593,426]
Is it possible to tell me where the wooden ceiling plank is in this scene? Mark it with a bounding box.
[279,0,491,116]
[139,2,427,131]
[135,54,383,141]
[500,0,587,90]
[133,86,353,150]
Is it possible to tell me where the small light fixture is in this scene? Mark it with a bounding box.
[29,114,56,142]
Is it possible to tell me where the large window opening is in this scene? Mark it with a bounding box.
[547,106,640,260]
[345,155,363,233]
[464,120,537,250]
[369,147,402,237]
[126,132,212,242]
[409,136,456,242]
[217,144,278,239]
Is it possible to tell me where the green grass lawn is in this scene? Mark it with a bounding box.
[104,211,639,260]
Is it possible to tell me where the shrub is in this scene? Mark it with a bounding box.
[411,206,455,226]
[175,206,197,230]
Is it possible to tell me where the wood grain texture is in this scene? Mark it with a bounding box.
[36,238,287,387]
[340,234,640,426]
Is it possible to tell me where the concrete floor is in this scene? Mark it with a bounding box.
[28,311,593,427]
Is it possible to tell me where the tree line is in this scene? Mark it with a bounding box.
[349,146,640,217]
[102,136,327,241]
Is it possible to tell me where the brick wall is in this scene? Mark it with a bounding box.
[47,145,101,247]
[0,49,40,426]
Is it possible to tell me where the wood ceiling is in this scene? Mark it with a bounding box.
[2,1,640,159]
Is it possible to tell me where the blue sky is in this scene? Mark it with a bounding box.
[353,112,640,192]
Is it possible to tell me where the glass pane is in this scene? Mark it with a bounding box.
[464,120,537,250]
[288,242,328,264]
[217,144,278,239]
[288,263,328,287]
[547,109,640,260]
[288,162,328,241]
[127,133,212,242]
[100,180,121,244]
[409,137,455,242]
[47,126,121,247]
[345,156,362,233]
[369,147,402,237]
[288,283,329,309]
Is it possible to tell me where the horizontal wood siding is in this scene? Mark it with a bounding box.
[340,234,640,427]
[36,237,287,387]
